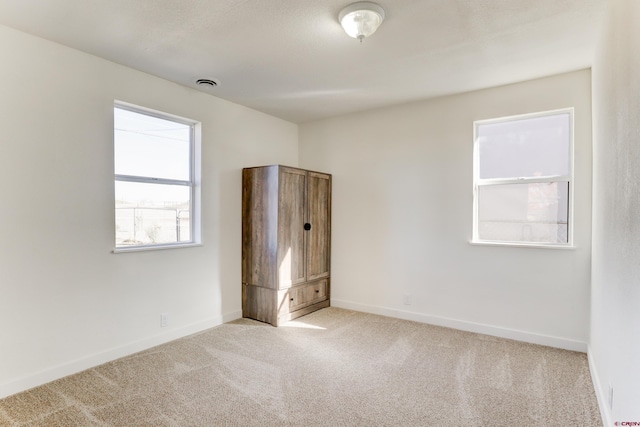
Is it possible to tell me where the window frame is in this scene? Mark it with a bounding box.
[472,108,575,248]
[113,102,201,252]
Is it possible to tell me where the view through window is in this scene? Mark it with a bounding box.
[114,105,197,249]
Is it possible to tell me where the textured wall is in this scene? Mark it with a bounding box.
[300,70,593,350]
[0,24,298,398]
[590,0,640,423]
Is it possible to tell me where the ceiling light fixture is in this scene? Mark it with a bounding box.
[339,1,385,43]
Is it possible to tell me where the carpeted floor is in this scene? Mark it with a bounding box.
[0,307,602,426]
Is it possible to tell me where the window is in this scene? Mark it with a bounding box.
[473,109,573,247]
[114,103,200,250]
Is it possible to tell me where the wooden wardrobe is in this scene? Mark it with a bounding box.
[242,165,331,326]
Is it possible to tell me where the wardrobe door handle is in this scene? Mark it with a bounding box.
[304,223,311,231]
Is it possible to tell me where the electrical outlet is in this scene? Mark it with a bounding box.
[403,294,412,305]
[160,313,169,328]
[608,384,614,410]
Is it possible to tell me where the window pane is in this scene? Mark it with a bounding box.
[115,181,191,247]
[478,113,570,179]
[114,107,191,181]
[477,182,568,244]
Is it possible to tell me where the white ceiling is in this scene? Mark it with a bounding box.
[0,0,604,123]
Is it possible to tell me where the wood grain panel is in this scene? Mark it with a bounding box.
[277,167,307,288]
[306,172,331,281]
[242,166,279,289]
[242,284,276,325]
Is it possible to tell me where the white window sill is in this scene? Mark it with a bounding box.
[112,243,203,254]
[469,240,576,250]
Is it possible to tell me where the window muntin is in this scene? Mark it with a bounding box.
[473,109,573,247]
[114,104,198,249]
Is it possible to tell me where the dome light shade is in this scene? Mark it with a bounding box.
[339,2,385,42]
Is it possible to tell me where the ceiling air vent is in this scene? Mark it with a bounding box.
[196,79,218,88]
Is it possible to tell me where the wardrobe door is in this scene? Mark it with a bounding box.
[306,171,331,281]
[278,167,307,288]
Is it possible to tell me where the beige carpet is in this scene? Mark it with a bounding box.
[0,308,601,426]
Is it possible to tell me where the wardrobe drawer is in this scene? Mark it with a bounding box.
[286,280,328,312]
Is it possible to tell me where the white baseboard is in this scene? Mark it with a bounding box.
[588,347,611,427]
[222,309,242,323]
[0,313,234,399]
[331,299,588,353]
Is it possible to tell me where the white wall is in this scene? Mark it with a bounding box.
[0,24,298,398]
[300,70,592,351]
[0,18,605,406]
[590,0,640,424]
